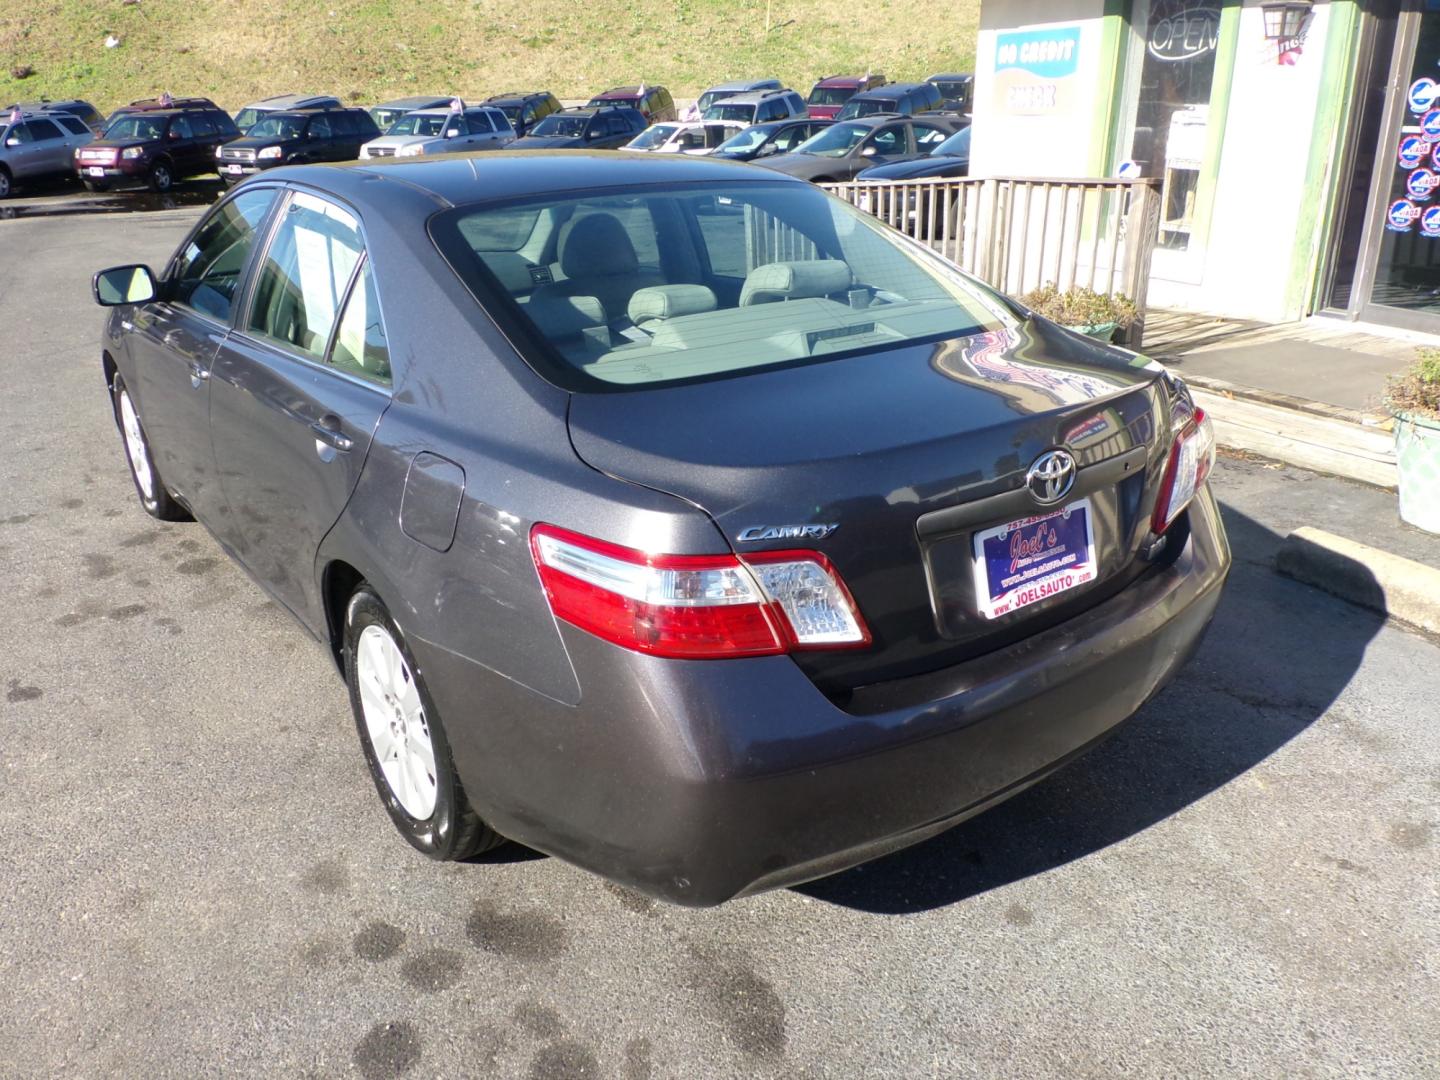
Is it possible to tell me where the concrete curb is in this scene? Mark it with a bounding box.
[1189,385,1398,490]
[1276,527,1440,635]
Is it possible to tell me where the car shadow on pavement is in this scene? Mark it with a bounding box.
[797,503,1386,914]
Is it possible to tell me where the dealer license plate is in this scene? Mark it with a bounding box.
[87,166,106,177]
[971,498,1097,620]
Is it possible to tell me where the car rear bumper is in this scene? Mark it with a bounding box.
[417,488,1230,906]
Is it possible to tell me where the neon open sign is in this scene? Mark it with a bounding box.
[1148,7,1220,61]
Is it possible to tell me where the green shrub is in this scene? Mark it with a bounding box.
[1388,347,1440,419]
[1018,284,1138,330]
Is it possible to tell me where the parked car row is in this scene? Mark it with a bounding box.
[0,69,972,198]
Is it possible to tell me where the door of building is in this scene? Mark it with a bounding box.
[1324,1,1440,331]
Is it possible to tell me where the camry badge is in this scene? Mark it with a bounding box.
[1025,449,1077,505]
[737,523,839,543]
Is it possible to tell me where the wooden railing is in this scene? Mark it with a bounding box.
[819,176,1163,346]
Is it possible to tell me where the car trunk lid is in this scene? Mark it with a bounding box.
[566,320,1175,691]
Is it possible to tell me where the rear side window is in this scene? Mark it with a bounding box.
[170,188,279,322]
[329,260,391,385]
[247,192,364,361]
[56,115,90,136]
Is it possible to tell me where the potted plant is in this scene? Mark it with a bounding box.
[1018,283,1139,343]
[1387,347,1440,534]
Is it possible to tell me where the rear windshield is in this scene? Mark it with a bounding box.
[234,107,263,131]
[430,181,1010,392]
[696,89,740,112]
[807,86,855,106]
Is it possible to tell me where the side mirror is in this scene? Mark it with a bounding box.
[168,130,181,140]
[585,128,602,140]
[860,145,877,157]
[445,127,460,138]
[93,264,157,306]
[756,143,779,157]
[4,138,18,147]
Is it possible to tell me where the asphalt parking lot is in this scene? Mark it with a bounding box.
[1,204,1438,1079]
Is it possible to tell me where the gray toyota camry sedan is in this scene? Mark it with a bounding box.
[91,152,1229,906]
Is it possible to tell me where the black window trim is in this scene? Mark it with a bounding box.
[161,181,286,331]
[232,184,394,394]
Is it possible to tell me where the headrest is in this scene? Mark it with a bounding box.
[523,294,606,338]
[481,251,536,295]
[739,260,853,306]
[559,213,639,278]
[627,284,718,326]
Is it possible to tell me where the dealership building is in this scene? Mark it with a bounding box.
[970,0,1440,334]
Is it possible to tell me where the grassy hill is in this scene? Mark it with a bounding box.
[1,0,977,114]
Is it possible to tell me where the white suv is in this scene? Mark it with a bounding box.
[361,105,515,159]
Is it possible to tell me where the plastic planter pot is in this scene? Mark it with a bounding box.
[1067,321,1120,342]
[1394,409,1440,534]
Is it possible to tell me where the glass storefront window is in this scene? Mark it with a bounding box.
[1366,10,1440,315]
[1121,0,1223,251]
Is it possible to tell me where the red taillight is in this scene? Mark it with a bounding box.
[530,524,871,659]
[1152,406,1216,534]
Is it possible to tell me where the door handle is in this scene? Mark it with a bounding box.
[188,362,209,388]
[310,418,353,453]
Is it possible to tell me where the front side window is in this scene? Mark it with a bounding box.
[466,111,493,133]
[169,116,194,139]
[627,124,677,150]
[170,188,279,321]
[433,182,1009,391]
[309,115,332,139]
[913,124,950,149]
[867,127,906,156]
[795,122,868,157]
[388,113,447,137]
[532,113,588,138]
[247,192,364,360]
[249,116,305,141]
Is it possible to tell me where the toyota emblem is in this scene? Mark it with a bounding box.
[1025,449,1077,505]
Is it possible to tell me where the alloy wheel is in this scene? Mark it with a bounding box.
[117,389,155,500]
[355,623,438,820]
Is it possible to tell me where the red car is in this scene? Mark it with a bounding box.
[584,85,677,124]
[805,73,887,120]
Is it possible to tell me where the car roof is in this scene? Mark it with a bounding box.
[852,83,928,99]
[255,108,359,121]
[484,92,553,104]
[283,150,799,207]
[244,93,340,109]
[553,104,639,117]
[926,73,973,82]
[704,78,780,92]
[814,74,880,88]
[122,96,221,112]
[592,86,665,98]
[375,96,452,109]
[712,89,791,105]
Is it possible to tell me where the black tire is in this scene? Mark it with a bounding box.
[110,375,192,521]
[344,586,504,861]
[83,179,109,193]
[148,160,174,193]
[0,166,12,199]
